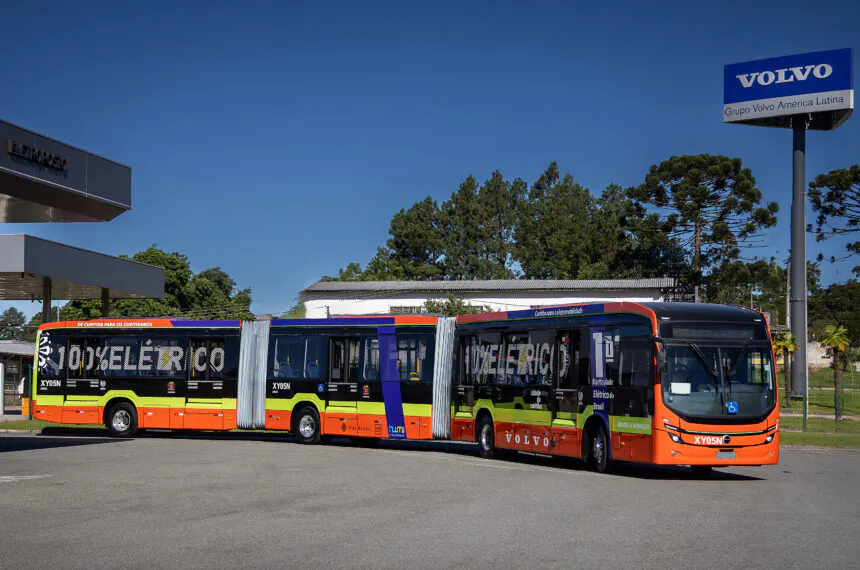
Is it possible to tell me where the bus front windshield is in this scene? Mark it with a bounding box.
[661,343,775,420]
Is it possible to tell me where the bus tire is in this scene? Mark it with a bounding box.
[477,416,497,459]
[691,466,713,478]
[588,423,611,474]
[293,406,321,444]
[106,402,138,438]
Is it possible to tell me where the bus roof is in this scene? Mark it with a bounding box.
[456,301,762,326]
[38,315,440,331]
[39,318,243,331]
[271,315,438,327]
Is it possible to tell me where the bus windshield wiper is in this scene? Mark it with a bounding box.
[688,342,718,377]
[724,343,748,380]
[722,343,748,401]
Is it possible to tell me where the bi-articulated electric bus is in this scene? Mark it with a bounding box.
[32,303,779,474]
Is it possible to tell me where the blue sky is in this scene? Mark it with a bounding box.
[2,0,859,318]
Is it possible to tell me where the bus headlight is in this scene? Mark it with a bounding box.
[669,433,681,444]
[765,434,774,443]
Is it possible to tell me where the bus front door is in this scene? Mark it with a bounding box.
[325,337,358,437]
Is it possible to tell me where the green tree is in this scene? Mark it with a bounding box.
[197,267,236,297]
[60,246,253,321]
[819,325,851,429]
[808,165,860,275]
[440,172,521,279]
[772,333,798,408]
[321,262,366,282]
[0,307,26,340]
[513,163,599,278]
[424,293,490,316]
[808,279,859,344]
[279,300,307,319]
[386,196,445,280]
[630,154,779,285]
[21,307,61,342]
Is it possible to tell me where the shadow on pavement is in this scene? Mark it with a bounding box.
[16,429,764,480]
[0,435,127,453]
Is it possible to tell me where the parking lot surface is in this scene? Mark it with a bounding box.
[1,432,858,568]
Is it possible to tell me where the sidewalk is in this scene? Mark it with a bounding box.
[0,408,25,422]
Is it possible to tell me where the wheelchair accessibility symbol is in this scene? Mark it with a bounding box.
[727,401,739,415]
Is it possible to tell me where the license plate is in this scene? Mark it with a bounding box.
[716,450,736,460]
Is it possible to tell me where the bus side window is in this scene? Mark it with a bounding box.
[395,334,434,383]
[578,330,591,388]
[67,337,99,379]
[37,333,66,379]
[458,336,474,386]
[474,333,503,386]
[362,336,380,381]
[528,329,556,386]
[347,338,360,382]
[557,330,580,390]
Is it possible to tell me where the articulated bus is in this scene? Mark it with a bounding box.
[31,303,779,475]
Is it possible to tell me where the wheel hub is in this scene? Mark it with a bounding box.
[112,410,130,432]
[593,434,604,466]
[299,415,315,438]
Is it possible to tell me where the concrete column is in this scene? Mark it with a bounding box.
[101,288,110,317]
[0,362,5,416]
[42,277,52,323]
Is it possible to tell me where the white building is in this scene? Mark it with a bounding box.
[299,278,678,318]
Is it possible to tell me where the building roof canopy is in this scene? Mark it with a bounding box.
[0,234,164,300]
[0,119,131,223]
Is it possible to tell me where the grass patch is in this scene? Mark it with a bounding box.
[779,415,860,448]
[780,432,860,448]
[780,415,860,434]
[0,420,101,431]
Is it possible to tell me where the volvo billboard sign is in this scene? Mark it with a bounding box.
[724,48,853,433]
[724,48,853,130]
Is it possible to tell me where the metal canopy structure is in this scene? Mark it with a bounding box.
[0,235,164,303]
[0,119,131,222]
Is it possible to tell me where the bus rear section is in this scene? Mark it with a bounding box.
[262,316,455,443]
[31,316,457,443]
[32,319,242,436]
[450,302,779,474]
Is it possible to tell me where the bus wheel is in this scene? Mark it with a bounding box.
[691,466,713,478]
[588,424,611,474]
[477,416,496,459]
[106,402,138,438]
[293,407,321,444]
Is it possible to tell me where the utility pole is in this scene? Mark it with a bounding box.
[785,259,791,330]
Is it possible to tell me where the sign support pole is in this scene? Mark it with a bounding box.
[790,115,809,432]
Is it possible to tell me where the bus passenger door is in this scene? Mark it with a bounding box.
[62,337,102,425]
[184,338,226,430]
[451,336,476,441]
[611,332,653,462]
[355,335,385,438]
[325,337,358,437]
[551,330,580,456]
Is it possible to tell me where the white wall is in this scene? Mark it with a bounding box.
[302,289,666,318]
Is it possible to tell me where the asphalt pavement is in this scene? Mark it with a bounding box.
[1,432,857,569]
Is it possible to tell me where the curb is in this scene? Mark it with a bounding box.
[0,429,41,434]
